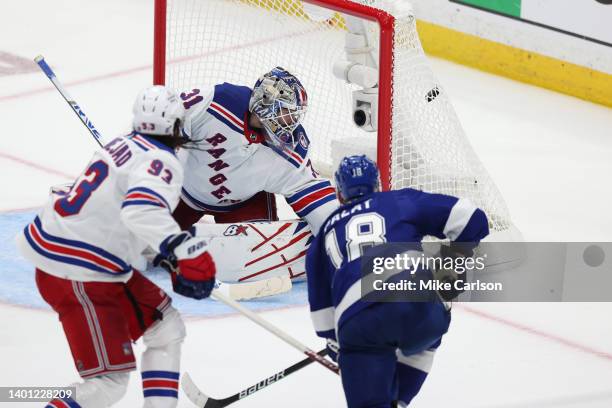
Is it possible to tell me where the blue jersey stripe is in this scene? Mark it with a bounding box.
[284,155,301,169]
[295,194,336,217]
[33,217,129,270]
[24,226,130,275]
[131,139,150,151]
[130,132,176,155]
[138,133,176,154]
[126,187,170,209]
[207,108,243,134]
[262,141,303,169]
[122,200,166,209]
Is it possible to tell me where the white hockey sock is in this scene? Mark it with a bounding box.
[140,307,185,408]
[64,372,130,408]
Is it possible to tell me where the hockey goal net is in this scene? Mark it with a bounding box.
[153,0,514,234]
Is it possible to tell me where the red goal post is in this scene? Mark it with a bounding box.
[153,0,394,189]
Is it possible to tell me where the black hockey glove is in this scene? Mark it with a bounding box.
[433,242,474,301]
[326,338,339,363]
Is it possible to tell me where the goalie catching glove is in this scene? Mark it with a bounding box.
[157,231,217,300]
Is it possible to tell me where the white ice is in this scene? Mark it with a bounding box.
[1,0,612,407]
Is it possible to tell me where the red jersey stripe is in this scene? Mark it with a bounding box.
[210,102,243,128]
[29,224,122,272]
[125,193,165,206]
[290,187,336,212]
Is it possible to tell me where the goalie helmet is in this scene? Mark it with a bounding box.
[133,85,186,139]
[335,155,381,203]
[249,67,308,148]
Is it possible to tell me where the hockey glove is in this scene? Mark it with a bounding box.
[326,338,339,363]
[433,243,474,301]
[157,230,216,300]
[154,228,197,273]
[170,237,216,300]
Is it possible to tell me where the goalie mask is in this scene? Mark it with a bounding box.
[133,85,187,146]
[249,67,308,148]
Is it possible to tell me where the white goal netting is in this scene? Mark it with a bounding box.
[159,0,513,233]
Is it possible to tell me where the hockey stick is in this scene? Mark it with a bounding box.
[182,349,328,408]
[211,289,340,374]
[34,55,104,147]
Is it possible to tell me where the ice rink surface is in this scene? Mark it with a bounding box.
[1,0,612,407]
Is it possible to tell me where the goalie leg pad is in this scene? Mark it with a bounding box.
[196,220,312,283]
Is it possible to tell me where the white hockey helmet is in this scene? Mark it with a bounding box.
[132,85,185,137]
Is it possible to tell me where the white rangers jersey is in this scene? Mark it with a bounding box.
[16,134,183,283]
[179,83,338,232]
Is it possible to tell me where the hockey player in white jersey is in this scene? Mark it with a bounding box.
[172,67,338,280]
[16,86,216,408]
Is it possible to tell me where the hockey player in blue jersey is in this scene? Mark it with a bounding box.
[305,155,490,407]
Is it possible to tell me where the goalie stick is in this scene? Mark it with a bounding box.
[182,349,328,408]
[34,55,104,147]
[211,289,340,374]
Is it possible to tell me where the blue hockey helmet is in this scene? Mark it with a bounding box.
[334,155,381,203]
[249,67,308,148]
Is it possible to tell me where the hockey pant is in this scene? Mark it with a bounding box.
[337,301,450,408]
[173,191,278,230]
[37,269,185,408]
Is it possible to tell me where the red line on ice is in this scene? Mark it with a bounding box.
[458,304,612,362]
[0,151,75,179]
[0,28,314,102]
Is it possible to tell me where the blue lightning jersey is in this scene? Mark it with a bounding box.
[305,188,489,339]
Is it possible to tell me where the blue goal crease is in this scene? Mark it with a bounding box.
[0,212,308,316]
